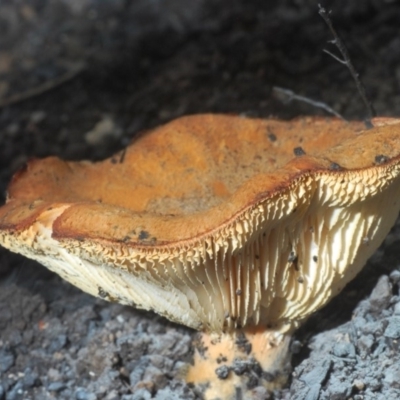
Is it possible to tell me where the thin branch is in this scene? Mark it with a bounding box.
[322,49,347,65]
[0,62,86,109]
[318,4,375,128]
[273,86,345,120]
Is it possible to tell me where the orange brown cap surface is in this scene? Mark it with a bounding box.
[1,114,400,333]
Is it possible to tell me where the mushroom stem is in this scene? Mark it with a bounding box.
[186,328,292,399]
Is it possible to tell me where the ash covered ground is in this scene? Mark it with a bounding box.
[1,1,400,399]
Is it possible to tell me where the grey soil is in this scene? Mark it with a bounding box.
[1,1,400,399]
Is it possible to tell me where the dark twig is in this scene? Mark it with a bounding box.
[0,62,86,109]
[318,4,376,128]
[273,86,345,120]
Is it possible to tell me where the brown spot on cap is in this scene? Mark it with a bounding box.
[138,230,150,240]
[268,132,277,142]
[375,154,389,165]
[329,162,343,171]
[293,147,306,156]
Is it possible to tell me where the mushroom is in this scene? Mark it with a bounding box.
[1,114,400,398]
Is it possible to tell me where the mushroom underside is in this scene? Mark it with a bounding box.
[0,128,400,333]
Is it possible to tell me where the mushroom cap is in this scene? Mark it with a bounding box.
[1,114,400,333]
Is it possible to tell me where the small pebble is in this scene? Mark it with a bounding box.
[48,382,66,392]
[357,334,374,356]
[301,359,332,386]
[393,302,400,315]
[369,276,392,313]
[0,349,14,373]
[84,116,121,145]
[383,364,400,387]
[327,376,352,399]
[131,388,152,400]
[384,317,400,339]
[22,368,39,389]
[75,388,97,400]
[367,378,382,391]
[290,340,302,354]
[5,382,24,400]
[49,334,67,352]
[353,379,365,391]
[333,342,356,358]
[390,270,400,284]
